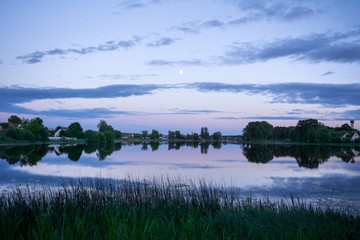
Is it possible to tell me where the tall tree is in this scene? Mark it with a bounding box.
[150,129,159,139]
[65,122,84,139]
[8,115,21,124]
[243,121,273,140]
[97,120,114,133]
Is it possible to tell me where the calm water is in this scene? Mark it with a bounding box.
[1,142,360,212]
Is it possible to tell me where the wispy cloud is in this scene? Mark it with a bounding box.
[146,37,179,47]
[231,0,316,23]
[16,39,138,64]
[172,1,316,34]
[0,84,172,116]
[321,71,335,76]
[147,59,206,66]
[2,82,360,119]
[334,108,360,121]
[118,0,161,10]
[85,73,157,80]
[189,82,360,107]
[201,20,225,29]
[168,108,222,115]
[220,28,360,64]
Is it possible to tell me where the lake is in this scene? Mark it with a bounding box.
[1,142,360,213]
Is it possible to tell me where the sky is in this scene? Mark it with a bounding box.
[0,0,359,134]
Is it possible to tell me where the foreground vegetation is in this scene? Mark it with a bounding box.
[1,178,359,239]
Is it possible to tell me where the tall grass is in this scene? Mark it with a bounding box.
[1,177,359,239]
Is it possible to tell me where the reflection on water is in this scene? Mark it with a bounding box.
[1,141,359,214]
[1,142,359,168]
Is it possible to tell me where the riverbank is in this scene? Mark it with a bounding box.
[240,139,360,147]
[1,178,358,239]
[1,138,360,147]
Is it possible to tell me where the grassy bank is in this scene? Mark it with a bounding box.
[1,178,359,239]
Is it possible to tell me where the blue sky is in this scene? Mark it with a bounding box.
[0,0,359,134]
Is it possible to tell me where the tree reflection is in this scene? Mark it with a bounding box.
[0,144,48,166]
[243,144,274,164]
[61,145,84,161]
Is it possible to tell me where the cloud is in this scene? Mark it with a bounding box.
[201,20,225,28]
[16,39,138,64]
[220,28,360,64]
[28,108,137,119]
[168,109,222,115]
[171,19,225,34]
[147,59,206,66]
[231,0,315,23]
[118,0,161,10]
[321,71,335,76]
[2,82,360,119]
[334,108,360,121]
[94,73,158,80]
[0,84,172,116]
[172,1,316,34]
[146,37,178,47]
[189,82,360,107]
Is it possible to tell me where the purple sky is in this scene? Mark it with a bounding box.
[0,0,359,134]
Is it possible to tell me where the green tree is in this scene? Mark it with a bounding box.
[243,121,274,140]
[150,129,159,139]
[98,133,106,148]
[84,130,99,144]
[97,120,114,133]
[212,131,222,140]
[65,122,84,139]
[142,130,148,139]
[200,127,210,139]
[8,115,22,124]
[114,130,122,139]
[4,128,22,140]
[103,131,114,144]
[168,131,175,140]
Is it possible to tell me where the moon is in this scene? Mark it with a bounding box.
[178,70,184,75]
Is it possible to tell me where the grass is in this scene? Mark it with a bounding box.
[1,178,359,239]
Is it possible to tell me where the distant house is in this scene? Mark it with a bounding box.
[341,132,360,142]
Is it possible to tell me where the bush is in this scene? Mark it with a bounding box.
[24,129,35,142]
[103,131,114,144]
[4,128,23,140]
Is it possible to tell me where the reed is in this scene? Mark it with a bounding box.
[1,177,359,239]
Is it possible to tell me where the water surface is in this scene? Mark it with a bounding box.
[1,142,359,213]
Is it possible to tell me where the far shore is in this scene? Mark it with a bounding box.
[1,138,360,147]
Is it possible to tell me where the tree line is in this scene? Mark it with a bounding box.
[243,119,360,143]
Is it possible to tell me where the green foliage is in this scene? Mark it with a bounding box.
[103,131,114,144]
[84,130,99,144]
[23,129,36,142]
[200,127,210,139]
[150,129,159,139]
[64,122,84,139]
[4,128,22,140]
[0,178,358,240]
[193,133,200,140]
[212,131,222,140]
[98,132,106,148]
[168,131,175,139]
[114,130,122,139]
[243,121,274,140]
[142,130,148,139]
[97,120,114,133]
[8,115,22,124]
